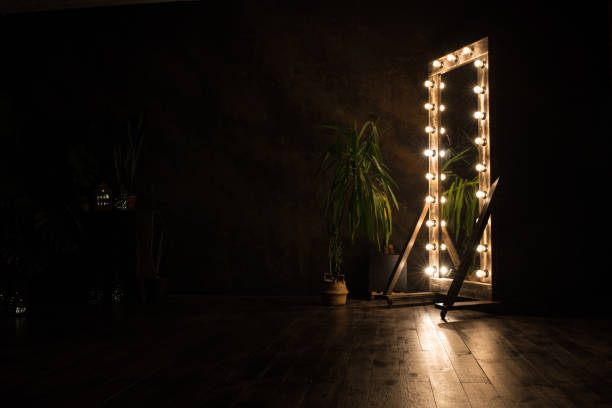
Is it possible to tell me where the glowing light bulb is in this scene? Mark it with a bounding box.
[440,266,449,275]
[426,243,436,251]
[439,105,446,112]
[440,82,446,89]
[441,220,447,227]
[424,103,435,110]
[475,163,487,172]
[473,85,485,94]
[425,195,436,203]
[425,126,435,133]
[426,219,437,227]
[440,174,446,181]
[425,80,434,88]
[475,269,488,278]
[474,60,484,68]
[440,127,446,134]
[440,243,447,250]
[446,54,457,63]
[462,47,473,55]
[440,196,447,203]
[433,60,442,68]
[475,137,486,146]
[439,150,446,157]
[476,190,487,199]
[476,244,488,253]
[424,149,435,157]
[425,266,436,276]
[473,111,486,120]
[425,173,436,180]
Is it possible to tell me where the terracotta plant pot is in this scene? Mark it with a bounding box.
[127,194,137,210]
[321,279,349,306]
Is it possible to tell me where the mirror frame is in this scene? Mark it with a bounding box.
[425,37,492,300]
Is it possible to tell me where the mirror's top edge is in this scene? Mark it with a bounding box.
[428,37,488,76]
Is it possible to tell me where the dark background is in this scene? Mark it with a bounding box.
[1,1,610,313]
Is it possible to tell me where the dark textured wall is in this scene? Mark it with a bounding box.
[2,2,610,308]
[2,2,460,296]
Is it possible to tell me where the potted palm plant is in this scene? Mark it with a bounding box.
[113,113,145,210]
[316,120,398,305]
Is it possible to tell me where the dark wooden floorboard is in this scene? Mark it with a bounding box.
[2,296,612,407]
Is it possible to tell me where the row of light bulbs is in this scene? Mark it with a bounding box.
[431,46,487,69]
[424,241,487,253]
[424,266,489,278]
[425,54,489,279]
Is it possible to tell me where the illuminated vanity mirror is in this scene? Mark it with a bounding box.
[424,38,492,300]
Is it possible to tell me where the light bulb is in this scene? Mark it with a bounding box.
[474,60,484,68]
[426,243,436,251]
[425,195,436,203]
[441,220,447,227]
[425,80,434,88]
[475,163,487,172]
[446,54,457,63]
[473,85,485,94]
[473,111,486,120]
[424,103,435,110]
[440,243,447,250]
[433,60,442,68]
[462,47,473,55]
[440,127,446,134]
[475,269,488,278]
[426,219,437,227]
[425,126,435,133]
[440,196,447,203]
[475,137,486,146]
[476,190,487,199]
[425,266,436,276]
[440,174,446,181]
[439,150,446,157]
[424,149,435,157]
[439,105,446,112]
[440,82,446,89]
[440,266,449,275]
[425,173,436,180]
[476,244,488,253]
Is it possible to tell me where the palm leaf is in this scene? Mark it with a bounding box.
[316,120,398,281]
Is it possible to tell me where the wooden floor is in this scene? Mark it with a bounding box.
[2,296,612,407]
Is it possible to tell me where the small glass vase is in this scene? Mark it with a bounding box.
[112,282,125,304]
[5,290,28,316]
[114,187,128,211]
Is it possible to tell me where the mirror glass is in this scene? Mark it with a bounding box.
[439,64,480,282]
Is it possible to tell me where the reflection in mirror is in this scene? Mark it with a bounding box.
[439,64,480,282]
